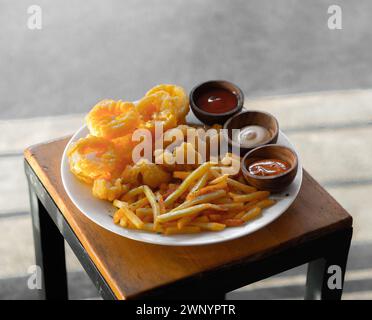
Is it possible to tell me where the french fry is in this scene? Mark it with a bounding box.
[218,203,244,210]
[173,171,192,180]
[141,223,163,233]
[229,191,270,203]
[186,172,210,199]
[228,192,241,197]
[156,192,166,214]
[243,200,259,209]
[114,198,149,212]
[122,186,144,201]
[111,152,278,236]
[210,167,223,175]
[143,185,161,227]
[161,184,179,199]
[223,212,239,219]
[241,207,262,222]
[129,197,149,210]
[164,226,201,235]
[221,218,244,227]
[256,199,276,209]
[212,197,233,204]
[207,214,223,222]
[234,200,260,218]
[113,208,124,224]
[113,199,129,209]
[188,181,227,200]
[171,190,226,212]
[199,180,228,194]
[177,215,196,229]
[162,221,178,228]
[193,216,209,223]
[125,222,136,229]
[143,215,154,223]
[210,168,257,193]
[226,177,257,193]
[202,209,225,216]
[164,162,212,207]
[234,211,245,219]
[136,208,153,216]
[157,203,226,223]
[120,207,144,229]
[233,200,260,220]
[119,216,128,227]
[209,174,228,185]
[191,222,226,231]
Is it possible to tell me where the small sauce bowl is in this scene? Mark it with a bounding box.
[241,144,298,192]
[223,111,279,156]
[189,80,244,125]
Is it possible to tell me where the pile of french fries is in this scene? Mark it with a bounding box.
[112,162,275,235]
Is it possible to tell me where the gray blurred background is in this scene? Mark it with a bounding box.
[2,0,372,118]
[1,0,372,299]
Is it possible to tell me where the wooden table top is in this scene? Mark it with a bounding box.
[24,137,352,300]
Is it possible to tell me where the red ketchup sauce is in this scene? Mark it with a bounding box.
[248,159,290,177]
[196,88,238,114]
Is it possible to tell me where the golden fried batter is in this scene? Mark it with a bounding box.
[67,136,122,184]
[121,159,171,189]
[86,100,142,139]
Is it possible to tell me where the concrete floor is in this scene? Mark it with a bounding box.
[1,1,372,299]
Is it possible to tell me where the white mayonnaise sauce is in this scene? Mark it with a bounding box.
[232,125,270,147]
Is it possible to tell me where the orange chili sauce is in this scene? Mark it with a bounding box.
[248,159,290,177]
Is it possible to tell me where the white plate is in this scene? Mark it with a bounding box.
[61,115,302,246]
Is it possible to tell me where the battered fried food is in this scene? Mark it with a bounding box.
[121,159,171,189]
[145,84,189,123]
[67,136,122,184]
[86,100,142,139]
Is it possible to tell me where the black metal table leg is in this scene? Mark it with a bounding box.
[25,161,116,300]
[28,179,68,300]
[305,228,352,300]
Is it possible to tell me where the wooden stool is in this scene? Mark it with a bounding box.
[24,137,352,300]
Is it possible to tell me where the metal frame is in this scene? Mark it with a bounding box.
[25,161,116,300]
[24,160,352,300]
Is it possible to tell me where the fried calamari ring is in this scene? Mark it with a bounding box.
[145,84,189,122]
[142,109,178,133]
[67,136,121,184]
[111,134,138,166]
[136,91,168,121]
[86,100,142,139]
[136,91,178,132]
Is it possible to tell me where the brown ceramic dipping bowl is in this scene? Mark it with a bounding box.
[189,80,244,125]
[241,144,298,192]
[223,111,279,157]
